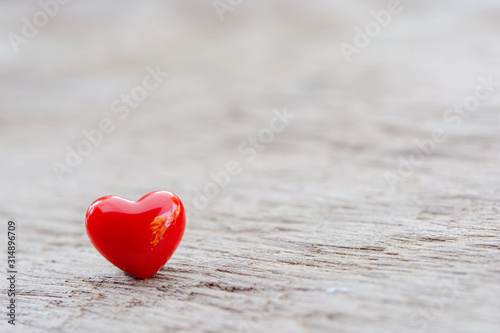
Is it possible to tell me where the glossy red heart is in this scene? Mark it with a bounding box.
[85,191,185,279]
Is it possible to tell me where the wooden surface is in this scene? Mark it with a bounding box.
[1,1,500,332]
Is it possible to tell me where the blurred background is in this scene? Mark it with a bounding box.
[1,0,500,208]
[1,0,500,332]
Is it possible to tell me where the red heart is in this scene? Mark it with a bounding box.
[85,191,186,279]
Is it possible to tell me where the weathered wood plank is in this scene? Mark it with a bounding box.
[1,1,499,332]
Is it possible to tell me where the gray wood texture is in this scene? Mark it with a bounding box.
[1,1,499,332]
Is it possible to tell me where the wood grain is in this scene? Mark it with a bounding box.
[1,1,499,332]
